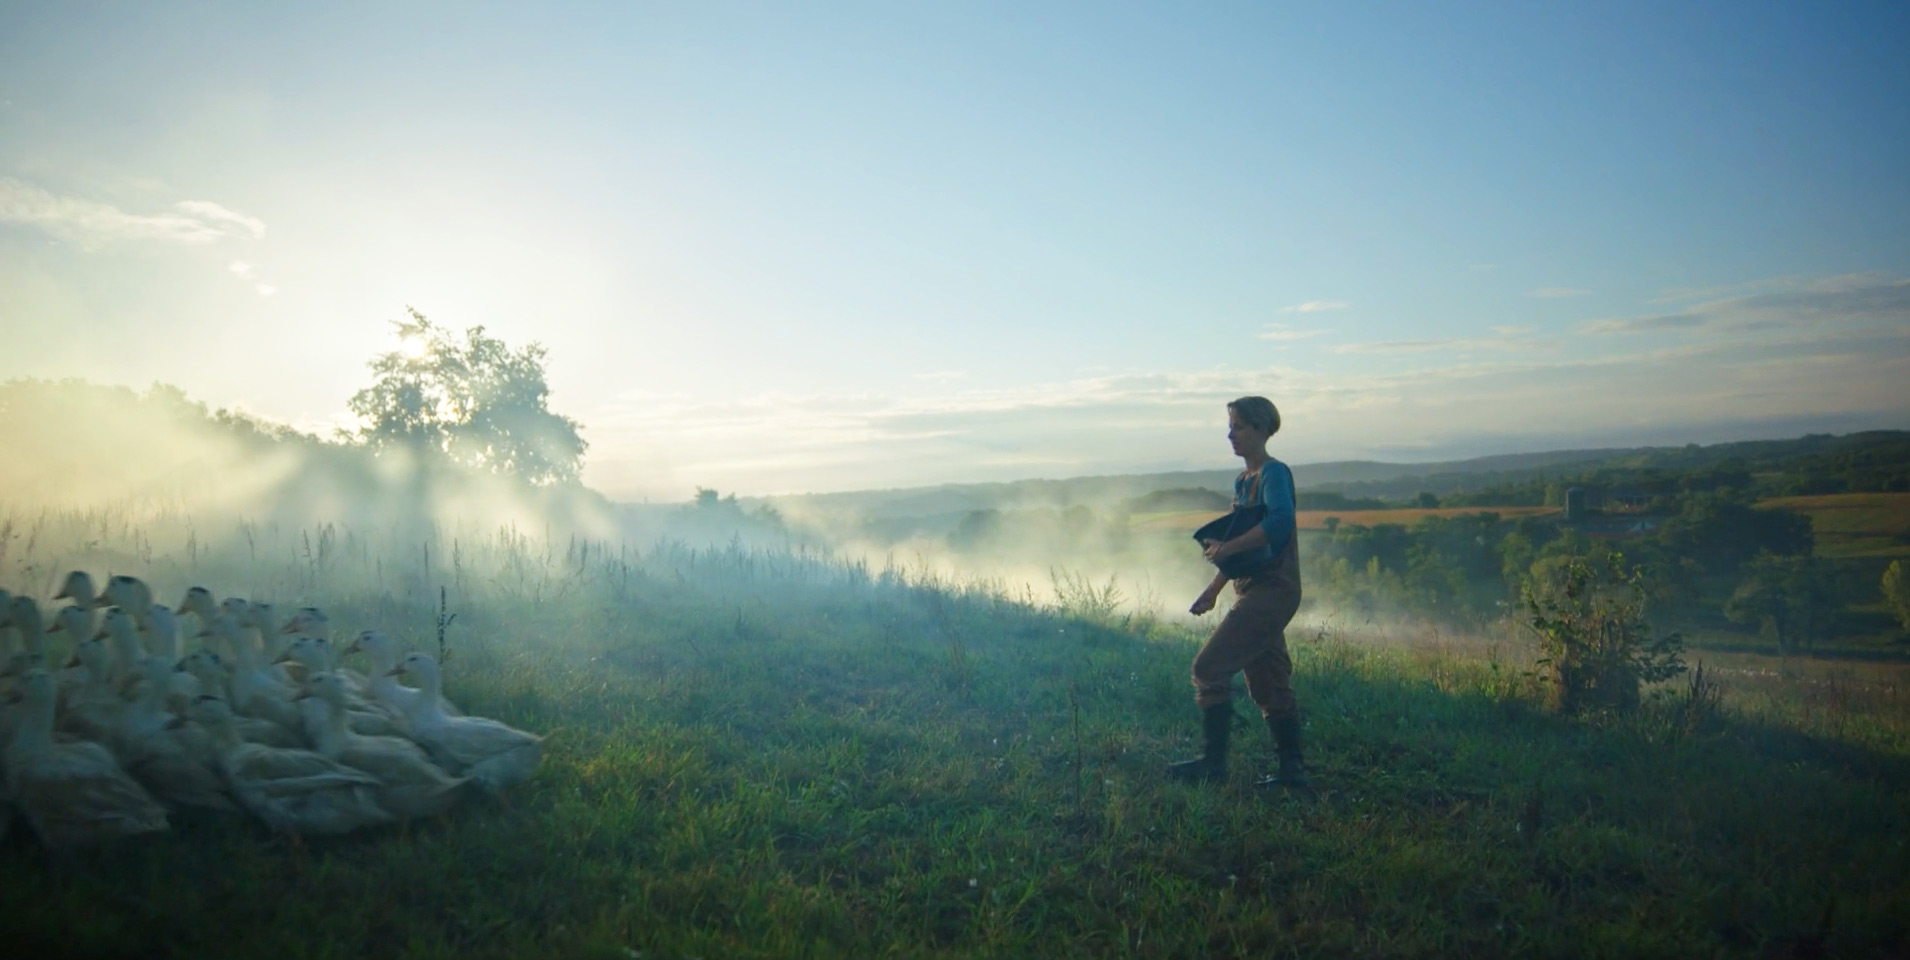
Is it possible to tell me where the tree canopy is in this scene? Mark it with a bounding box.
[1724,551,1843,653]
[347,308,586,485]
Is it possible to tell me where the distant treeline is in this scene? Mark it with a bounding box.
[1332,431,1910,505]
[1306,491,1826,631]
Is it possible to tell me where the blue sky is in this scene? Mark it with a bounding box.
[2,2,1906,498]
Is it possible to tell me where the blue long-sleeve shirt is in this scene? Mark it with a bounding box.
[1235,458,1297,558]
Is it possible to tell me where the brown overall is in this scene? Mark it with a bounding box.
[1191,468,1302,717]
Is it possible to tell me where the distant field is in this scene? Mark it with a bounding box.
[1758,492,1910,559]
[1296,506,1560,530]
[1130,505,1559,534]
[1130,494,1910,555]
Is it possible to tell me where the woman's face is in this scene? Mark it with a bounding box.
[1227,409,1266,455]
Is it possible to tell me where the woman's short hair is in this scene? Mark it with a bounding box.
[1227,396,1280,436]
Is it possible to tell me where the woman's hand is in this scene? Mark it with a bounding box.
[1202,537,1234,563]
[1189,585,1222,616]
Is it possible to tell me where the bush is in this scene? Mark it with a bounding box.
[1522,553,1685,714]
[1883,560,1910,635]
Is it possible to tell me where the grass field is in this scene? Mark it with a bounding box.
[1757,492,1910,560]
[0,509,1906,959]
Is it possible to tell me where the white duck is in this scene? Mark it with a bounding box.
[52,570,99,609]
[0,586,15,664]
[4,596,78,699]
[278,608,372,693]
[0,595,21,742]
[242,602,295,685]
[59,632,126,742]
[113,655,234,812]
[142,604,199,708]
[199,614,302,731]
[100,575,156,628]
[345,630,461,721]
[91,607,149,690]
[175,650,302,749]
[4,668,169,846]
[277,635,407,739]
[299,672,468,819]
[389,653,542,793]
[181,695,392,836]
[46,602,102,678]
[143,604,184,661]
[175,648,230,700]
[173,586,226,635]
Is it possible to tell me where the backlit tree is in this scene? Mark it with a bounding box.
[347,308,586,485]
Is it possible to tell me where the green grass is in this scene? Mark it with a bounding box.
[1758,492,1910,560]
[1,514,1907,959]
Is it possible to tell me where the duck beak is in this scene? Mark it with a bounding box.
[163,716,187,730]
[91,627,110,641]
[385,666,407,677]
[63,653,81,669]
[343,640,362,655]
[279,624,299,635]
[291,688,310,701]
[271,652,293,665]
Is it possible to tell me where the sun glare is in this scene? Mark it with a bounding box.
[400,335,429,361]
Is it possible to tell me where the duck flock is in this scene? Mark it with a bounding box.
[0,571,543,847]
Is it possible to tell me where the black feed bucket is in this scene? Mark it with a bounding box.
[1192,505,1272,579]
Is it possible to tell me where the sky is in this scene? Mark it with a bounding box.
[2,1,1907,501]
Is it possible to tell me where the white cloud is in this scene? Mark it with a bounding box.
[1529,287,1591,298]
[0,177,266,246]
[1278,300,1350,314]
[229,260,254,277]
[1647,273,1850,304]
[1582,278,1910,336]
[1257,324,1326,342]
[913,370,967,383]
[1333,339,1454,355]
[175,200,266,240]
[1332,334,1554,355]
[255,283,277,297]
[1491,325,1535,336]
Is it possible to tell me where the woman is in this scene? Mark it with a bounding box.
[1168,396,1307,788]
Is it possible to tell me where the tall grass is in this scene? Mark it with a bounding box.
[0,501,1905,959]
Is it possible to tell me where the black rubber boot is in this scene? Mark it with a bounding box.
[1255,712,1308,789]
[1166,704,1232,783]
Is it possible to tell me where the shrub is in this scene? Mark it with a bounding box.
[1883,560,1910,635]
[1522,553,1685,714]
